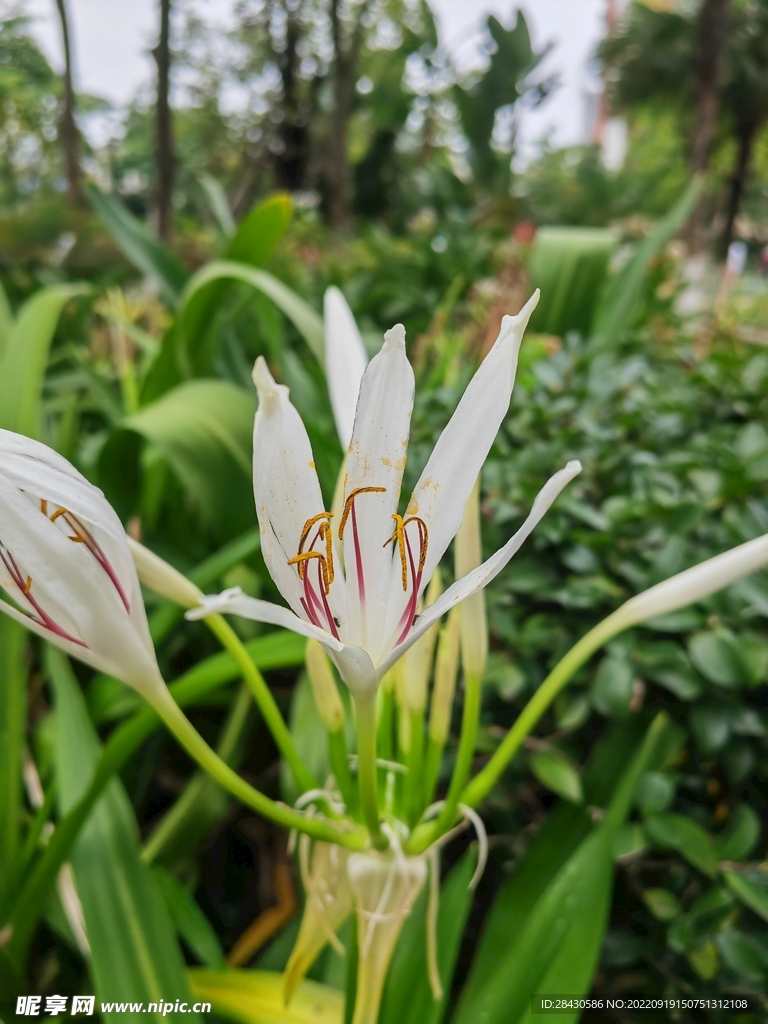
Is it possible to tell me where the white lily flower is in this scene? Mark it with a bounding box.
[188,291,581,696]
[324,286,369,450]
[0,430,164,700]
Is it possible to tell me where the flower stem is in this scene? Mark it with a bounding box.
[328,726,356,813]
[404,709,426,827]
[153,689,356,844]
[430,670,482,837]
[203,613,318,794]
[354,690,386,849]
[405,612,623,855]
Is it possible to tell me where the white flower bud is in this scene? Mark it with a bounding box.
[127,537,202,608]
[306,639,345,732]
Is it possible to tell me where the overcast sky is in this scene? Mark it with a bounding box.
[23,0,608,160]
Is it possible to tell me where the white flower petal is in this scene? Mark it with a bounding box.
[185,586,346,651]
[404,292,539,590]
[377,459,581,678]
[343,325,414,660]
[252,358,346,631]
[324,287,368,450]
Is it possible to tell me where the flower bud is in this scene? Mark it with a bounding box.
[305,639,345,732]
[347,849,428,1024]
[429,606,461,745]
[454,479,488,680]
[127,537,202,608]
[616,533,768,628]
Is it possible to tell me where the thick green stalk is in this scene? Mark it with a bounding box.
[430,670,482,838]
[328,727,356,813]
[376,686,394,762]
[404,708,426,827]
[203,613,317,794]
[6,668,367,964]
[141,682,252,863]
[406,613,622,855]
[354,690,386,849]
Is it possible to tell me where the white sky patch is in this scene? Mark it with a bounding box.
[22,0,610,162]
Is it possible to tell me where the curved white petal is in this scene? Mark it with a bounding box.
[0,474,162,696]
[324,287,368,450]
[343,325,414,660]
[252,358,345,631]
[377,459,581,678]
[185,586,345,651]
[404,292,539,591]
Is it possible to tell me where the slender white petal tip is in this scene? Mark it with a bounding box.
[185,586,244,620]
[383,323,406,351]
[499,289,540,336]
[251,356,285,405]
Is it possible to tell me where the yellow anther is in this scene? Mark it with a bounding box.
[297,511,334,555]
[23,576,32,595]
[338,487,386,540]
[289,512,336,594]
[383,515,429,591]
[40,499,48,516]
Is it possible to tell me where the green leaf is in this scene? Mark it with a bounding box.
[379,850,476,1024]
[530,747,584,804]
[591,657,633,718]
[689,705,730,752]
[634,771,675,814]
[188,969,343,1024]
[644,813,719,877]
[642,887,680,921]
[281,673,331,808]
[0,620,27,900]
[688,941,718,980]
[715,804,761,861]
[199,174,235,238]
[688,631,743,688]
[717,928,768,984]
[86,184,188,308]
[613,823,647,860]
[0,281,12,357]
[152,866,225,968]
[528,227,616,338]
[724,869,768,922]
[0,283,89,438]
[179,261,324,364]
[100,379,255,530]
[226,193,292,266]
[47,647,199,1024]
[592,178,702,339]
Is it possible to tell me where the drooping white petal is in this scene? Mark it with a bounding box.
[404,292,539,591]
[342,325,414,660]
[0,474,163,696]
[324,287,368,450]
[377,459,581,678]
[185,586,345,651]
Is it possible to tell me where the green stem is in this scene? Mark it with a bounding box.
[421,735,443,811]
[142,682,252,863]
[153,689,360,844]
[431,670,482,838]
[404,708,425,827]
[203,613,317,795]
[354,690,386,849]
[406,613,622,855]
[328,727,356,814]
[377,686,394,762]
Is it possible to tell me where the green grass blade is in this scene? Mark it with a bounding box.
[0,283,89,438]
[0,620,27,899]
[46,647,200,1024]
[86,184,189,309]
[152,866,226,968]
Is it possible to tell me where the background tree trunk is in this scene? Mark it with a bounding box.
[153,0,174,243]
[326,0,367,228]
[687,0,731,248]
[54,0,82,205]
[722,122,757,256]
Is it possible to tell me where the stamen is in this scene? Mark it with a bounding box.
[297,512,334,554]
[338,487,386,540]
[42,503,131,613]
[0,548,86,647]
[287,550,332,593]
[383,515,429,591]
